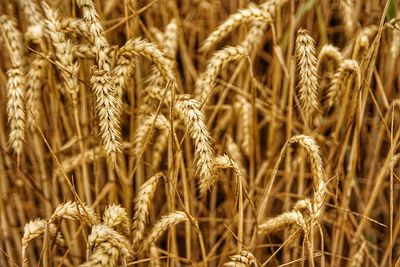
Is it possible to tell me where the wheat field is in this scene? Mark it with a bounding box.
[0,0,399,266]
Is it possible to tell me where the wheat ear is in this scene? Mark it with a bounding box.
[77,0,122,163]
[175,94,216,196]
[103,204,131,237]
[258,210,307,234]
[6,68,26,156]
[42,2,80,105]
[194,45,248,104]
[295,29,319,118]
[327,59,361,108]
[16,0,45,41]
[317,44,344,70]
[224,251,258,267]
[119,37,175,84]
[81,224,132,267]
[132,173,163,247]
[234,96,252,157]
[21,219,65,266]
[26,57,47,131]
[0,15,27,156]
[50,201,99,225]
[199,7,272,53]
[340,0,356,38]
[139,211,188,253]
[91,67,122,163]
[133,113,170,158]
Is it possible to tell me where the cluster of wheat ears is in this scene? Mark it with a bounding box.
[0,0,399,266]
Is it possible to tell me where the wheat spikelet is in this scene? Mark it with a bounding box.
[16,0,45,41]
[133,113,170,158]
[139,211,188,253]
[194,45,248,104]
[199,7,272,53]
[224,251,258,267]
[175,94,216,196]
[42,2,80,105]
[6,68,26,156]
[81,224,131,267]
[21,219,65,266]
[327,59,361,108]
[132,173,163,247]
[50,201,99,225]
[72,43,97,58]
[91,67,122,163]
[149,26,164,46]
[317,44,344,70]
[295,29,319,117]
[102,204,131,237]
[26,57,47,131]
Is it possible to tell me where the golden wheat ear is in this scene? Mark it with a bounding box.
[295,29,319,120]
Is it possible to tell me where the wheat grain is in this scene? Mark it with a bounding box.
[132,173,163,247]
